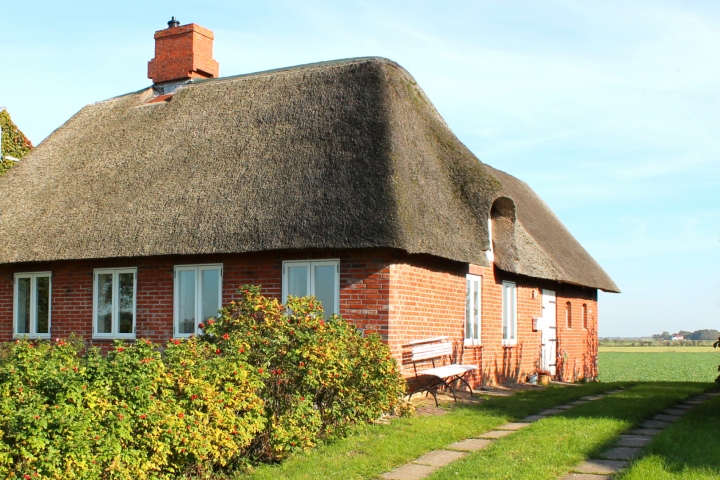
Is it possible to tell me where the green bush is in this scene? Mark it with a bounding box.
[0,286,406,477]
[0,336,265,478]
[200,285,406,461]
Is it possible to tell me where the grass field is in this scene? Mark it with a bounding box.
[599,352,720,382]
[600,346,717,352]
[618,395,720,479]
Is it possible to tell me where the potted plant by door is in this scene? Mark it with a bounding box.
[535,369,552,385]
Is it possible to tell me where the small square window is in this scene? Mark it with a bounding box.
[174,264,222,338]
[282,260,339,317]
[14,272,51,339]
[93,268,137,339]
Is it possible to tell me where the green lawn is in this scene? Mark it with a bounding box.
[599,352,719,382]
[600,346,717,352]
[237,382,623,479]
[427,383,709,480]
[618,396,720,480]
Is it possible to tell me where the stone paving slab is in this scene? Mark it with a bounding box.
[682,400,705,405]
[522,415,547,422]
[568,400,590,405]
[601,447,642,460]
[573,459,628,474]
[561,474,611,480]
[617,435,652,447]
[478,430,514,439]
[447,438,493,452]
[413,449,466,467]
[641,420,671,429]
[654,414,682,422]
[540,408,566,415]
[582,395,605,400]
[672,404,694,410]
[382,463,438,480]
[555,405,574,410]
[628,428,662,436]
[496,422,530,431]
[664,408,689,416]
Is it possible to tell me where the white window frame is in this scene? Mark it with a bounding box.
[486,217,495,262]
[282,259,340,316]
[93,268,137,339]
[502,280,517,345]
[173,264,223,338]
[13,272,52,339]
[465,274,482,346]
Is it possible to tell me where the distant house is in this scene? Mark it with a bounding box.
[672,334,684,341]
[0,20,619,385]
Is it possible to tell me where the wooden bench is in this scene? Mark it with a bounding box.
[407,337,478,406]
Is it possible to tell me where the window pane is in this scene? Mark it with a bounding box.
[118,273,134,334]
[314,265,336,317]
[287,266,308,299]
[465,279,471,340]
[96,273,113,334]
[17,278,31,334]
[178,270,196,334]
[472,280,480,340]
[35,276,50,334]
[509,284,516,340]
[201,269,220,322]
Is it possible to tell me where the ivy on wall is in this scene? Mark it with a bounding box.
[0,109,33,176]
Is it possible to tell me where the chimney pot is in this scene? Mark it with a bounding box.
[167,16,180,28]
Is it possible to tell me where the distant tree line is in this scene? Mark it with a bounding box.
[652,329,720,341]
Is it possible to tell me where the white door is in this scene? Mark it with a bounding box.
[540,289,557,375]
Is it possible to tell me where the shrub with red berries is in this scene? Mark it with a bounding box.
[200,285,406,460]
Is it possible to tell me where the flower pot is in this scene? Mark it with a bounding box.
[538,374,551,385]
[527,374,538,385]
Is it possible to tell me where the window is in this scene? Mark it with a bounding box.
[566,302,572,328]
[93,268,136,339]
[582,303,588,329]
[174,264,222,337]
[14,272,51,338]
[502,281,517,345]
[465,274,481,345]
[282,260,339,318]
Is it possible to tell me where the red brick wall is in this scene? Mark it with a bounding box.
[0,250,599,384]
[386,256,467,377]
[0,250,392,349]
[556,286,599,381]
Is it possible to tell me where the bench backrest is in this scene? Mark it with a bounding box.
[411,340,453,362]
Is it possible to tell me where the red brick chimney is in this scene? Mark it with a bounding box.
[148,18,219,85]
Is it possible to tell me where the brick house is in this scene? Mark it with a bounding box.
[0,20,618,386]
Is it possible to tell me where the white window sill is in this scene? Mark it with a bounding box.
[13,334,51,340]
[92,335,137,340]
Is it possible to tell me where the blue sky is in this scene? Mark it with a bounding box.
[2,1,718,337]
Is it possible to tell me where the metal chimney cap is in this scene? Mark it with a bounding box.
[167,16,180,28]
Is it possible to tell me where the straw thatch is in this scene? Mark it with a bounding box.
[487,166,620,293]
[0,57,617,292]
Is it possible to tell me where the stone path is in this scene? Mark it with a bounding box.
[381,389,626,480]
[561,390,720,480]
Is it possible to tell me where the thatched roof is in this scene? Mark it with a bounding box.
[487,166,620,293]
[0,57,617,292]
